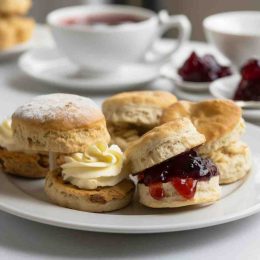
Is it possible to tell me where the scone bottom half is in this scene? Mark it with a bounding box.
[45,169,135,213]
[126,118,221,208]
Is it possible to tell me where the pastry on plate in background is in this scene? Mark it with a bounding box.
[161,100,251,184]
[102,91,177,150]
[126,118,221,208]
[12,93,135,212]
[0,118,48,178]
[0,0,32,15]
[0,0,34,50]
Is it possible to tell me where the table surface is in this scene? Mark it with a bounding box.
[0,32,260,260]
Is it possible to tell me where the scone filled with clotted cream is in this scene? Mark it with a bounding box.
[0,118,48,178]
[12,93,134,212]
[48,142,134,212]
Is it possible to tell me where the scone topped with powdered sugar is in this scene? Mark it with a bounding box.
[12,93,110,153]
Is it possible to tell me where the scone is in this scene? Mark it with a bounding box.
[126,118,221,208]
[12,93,134,212]
[0,16,35,50]
[161,100,251,184]
[0,118,48,178]
[12,93,110,154]
[0,0,32,15]
[102,91,177,150]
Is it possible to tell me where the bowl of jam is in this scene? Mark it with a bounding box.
[164,51,232,92]
[209,59,260,121]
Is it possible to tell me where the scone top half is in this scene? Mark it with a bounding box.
[12,93,110,154]
[125,118,221,208]
[102,91,177,128]
[161,99,245,154]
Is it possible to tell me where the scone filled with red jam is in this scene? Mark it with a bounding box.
[126,118,221,208]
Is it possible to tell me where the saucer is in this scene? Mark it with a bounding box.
[18,47,160,91]
[209,74,260,121]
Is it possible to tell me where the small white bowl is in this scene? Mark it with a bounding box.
[204,11,260,67]
[162,63,228,93]
[209,74,260,121]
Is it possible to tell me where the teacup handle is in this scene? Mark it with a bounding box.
[145,10,191,64]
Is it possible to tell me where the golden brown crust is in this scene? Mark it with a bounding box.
[45,169,135,212]
[12,94,106,131]
[0,16,34,50]
[200,142,251,184]
[102,91,177,126]
[161,100,242,144]
[0,0,32,15]
[0,147,48,178]
[125,118,206,174]
[12,94,111,153]
[103,91,177,109]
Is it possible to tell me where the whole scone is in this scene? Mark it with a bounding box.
[126,118,221,208]
[0,0,32,15]
[102,91,177,150]
[161,100,251,184]
[12,93,110,154]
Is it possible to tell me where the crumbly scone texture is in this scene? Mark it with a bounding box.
[108,123,150,151]
[161,99,243,151]
[0,0,31,15]
[102,91,177,126]
[125,118,206,174]
[0,16,34,50]
[200,142,251,184]
[138,176,221,208]
[0,147,48,178]
[45,169,135,212]
[12,93,110,153]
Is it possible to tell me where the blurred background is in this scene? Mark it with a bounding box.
[30,0,260,41]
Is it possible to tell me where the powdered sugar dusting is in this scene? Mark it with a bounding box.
[13,93,103,125]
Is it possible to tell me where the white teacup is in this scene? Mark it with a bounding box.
[47,5,191,74]
[203,11,260,68]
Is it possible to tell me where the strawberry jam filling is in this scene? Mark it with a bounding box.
[138,149,219,200]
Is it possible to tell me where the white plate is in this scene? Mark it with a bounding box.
[18,47,160,91]
[209,74,260,121]
[0,123,259,234]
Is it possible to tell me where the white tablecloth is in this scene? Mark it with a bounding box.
[0,34,260,260]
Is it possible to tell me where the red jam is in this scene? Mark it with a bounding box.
[234,59,260,101]
[138,149,219,200]
[172,178,198,199]
[178,51,232,82]
[149,183,165,200]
